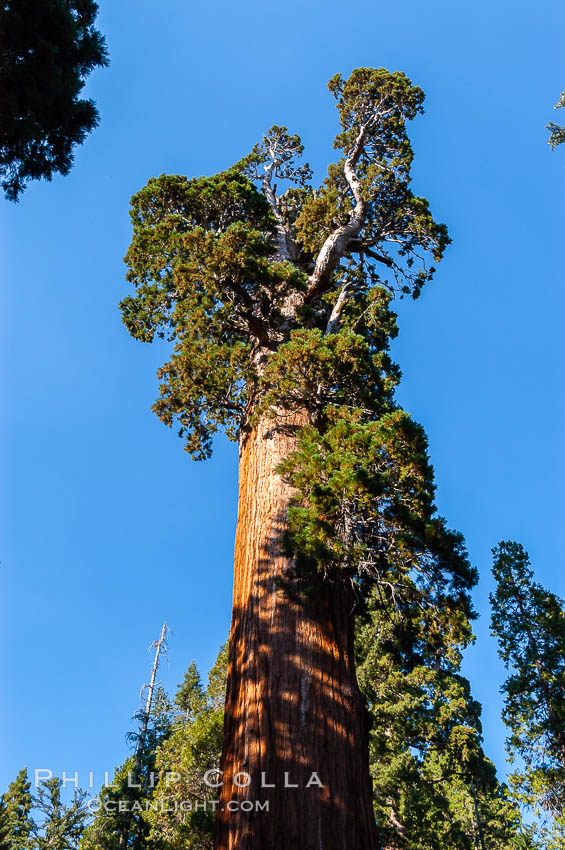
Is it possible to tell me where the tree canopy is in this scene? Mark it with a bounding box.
[121,72,482,849]
[357,587,522,849]
[0,769,33,850]
[0,770,89,850]
[33,778,89,850]
[0,0,108,200]
[121,68,449,461]
[491,541,565,848]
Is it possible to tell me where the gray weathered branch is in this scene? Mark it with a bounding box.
[304,125,370,304]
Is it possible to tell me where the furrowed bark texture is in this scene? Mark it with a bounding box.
[214,414,379,850]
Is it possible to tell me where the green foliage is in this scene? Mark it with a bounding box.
[256,326,396,424]
[143,644,228,850]
[33,778,89,850]
[0,769,33,849]
[0,798,10,850]
[80,687,175,850]
[0,771,89,850]
[80,757,143,850]
[122,67,449,459]
[122,169,305,459]
[0,0,108,200]
[175,662,206,720]
[79,645,229,850]
[278,407,476,634]
[547,92,565,150]
[491,542,565,846]
[129,687,174,757]
[296,68,450,296]
[240,124,313,188]
[357,588,523,849]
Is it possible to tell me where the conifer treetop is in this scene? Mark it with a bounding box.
[122,67,450,460]
[490,541,565,842]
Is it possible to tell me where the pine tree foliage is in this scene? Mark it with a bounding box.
[0,797,10,850]
[490,542,565,848]
[357,588,521,849]
[144,644,228,850]
[0,0,108,200]
[0,769,33,850]
[0,770,88,850]
[175,661,206,721]
[80,687,175,850]
[547,92,565,150]
[80,758,141,850]
[277,406,474,624]
[32,778,89,850]
[128,687,175,759]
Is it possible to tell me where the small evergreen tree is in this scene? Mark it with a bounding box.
[0,0,108,200]
[1,769,33,850]
[491,541,565,847]
[80,625,174,849]
[80,686,174,850]
[145,645,228,850]
[32,777,89,850]
[175,661,206,721]
[357,587,522,850]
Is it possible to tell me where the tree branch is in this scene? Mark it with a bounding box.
[324,282,353,335]
[262,158,296,263]
[304,124,370,303]
[214,274,271,346]
[346,240,394,268]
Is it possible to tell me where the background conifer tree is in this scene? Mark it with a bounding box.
[357,587,522,849]
[490,541,565,848]
[175,662,206,721]
[145,644,228,850]
[1,769,33,850]
[0,797,10,850]
[32,777,89,850]
[80,686,175,850]
[80,625,174,850]
[0,0,108,200]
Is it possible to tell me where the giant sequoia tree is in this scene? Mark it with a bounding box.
[122,68,477,849]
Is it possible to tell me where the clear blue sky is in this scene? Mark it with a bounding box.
[1,0,564,794]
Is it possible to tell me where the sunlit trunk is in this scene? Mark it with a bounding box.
[214,414,379,850]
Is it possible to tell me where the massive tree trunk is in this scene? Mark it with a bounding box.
[214,413,379,850]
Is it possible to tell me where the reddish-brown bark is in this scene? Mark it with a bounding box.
[214,414,379,850]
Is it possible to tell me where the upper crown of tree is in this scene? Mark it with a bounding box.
[122,67,450,461]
